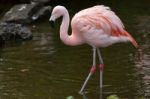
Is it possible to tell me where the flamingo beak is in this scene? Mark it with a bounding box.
[49,15,55,28]
[49,20,55,28]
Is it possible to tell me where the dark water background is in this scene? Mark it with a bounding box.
[0,0,150,99]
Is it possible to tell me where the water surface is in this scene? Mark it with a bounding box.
[0,0,150,99]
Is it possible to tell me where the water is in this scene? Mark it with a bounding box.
[0,0,150,99]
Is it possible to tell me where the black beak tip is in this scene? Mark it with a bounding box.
[49,20,55,28]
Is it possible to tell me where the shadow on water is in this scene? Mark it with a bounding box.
[0,0,150,99]
[80,88,103,99]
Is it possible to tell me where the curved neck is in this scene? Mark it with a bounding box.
[60,9,83,46]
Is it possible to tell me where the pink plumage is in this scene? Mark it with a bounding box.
[49,5,138,94]
[50,5,138,47]
[71,5,138,47]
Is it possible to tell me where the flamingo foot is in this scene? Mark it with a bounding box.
[99,64,104,71]
[90,65,96,73]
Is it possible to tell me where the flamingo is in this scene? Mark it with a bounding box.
[49,5,138,94]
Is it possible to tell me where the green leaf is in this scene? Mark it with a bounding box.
[66,96,74,99]
[107,94,119,99]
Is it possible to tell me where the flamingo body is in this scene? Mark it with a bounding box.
[50,5,138,48]
[49,5,138,94]
[72,5,138,47]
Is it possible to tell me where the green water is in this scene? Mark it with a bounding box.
[0,0,150,99]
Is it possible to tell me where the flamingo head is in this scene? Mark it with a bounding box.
[49,5,67,27]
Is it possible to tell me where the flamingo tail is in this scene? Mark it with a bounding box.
[124,31,138,48]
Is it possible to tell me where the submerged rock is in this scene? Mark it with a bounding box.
[0,22,32,42]
[0,2,52,46]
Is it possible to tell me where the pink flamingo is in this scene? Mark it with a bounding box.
[49,5,138,94]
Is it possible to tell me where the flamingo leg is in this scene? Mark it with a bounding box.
[97,48,104,89]
[82,93,88,99]
[79,47,96,94]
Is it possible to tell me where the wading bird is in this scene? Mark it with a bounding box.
[49,5,138,94]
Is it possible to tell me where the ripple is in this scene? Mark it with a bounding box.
[134,38,150,97]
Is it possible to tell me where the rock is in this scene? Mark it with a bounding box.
[1,3,43,24]
[0,0,30,4]
[18,0,31,3]
[32,6,51,21]
[1,3,52,24]
[0,2,52,46]
[17,25,33,39]
[0,0,50,4]
[0,22,32,42]
[31,0,50,4]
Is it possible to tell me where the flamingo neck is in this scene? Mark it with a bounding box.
[60,9,83,46]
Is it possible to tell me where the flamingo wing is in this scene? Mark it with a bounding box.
[72,5,124,35]
[71,5,138,47]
